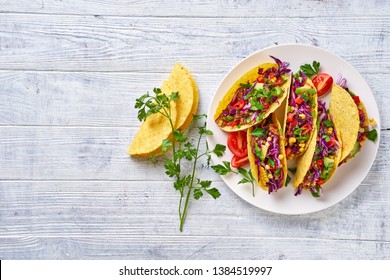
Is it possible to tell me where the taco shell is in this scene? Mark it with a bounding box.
[294,110,342,188]
[248,114,287,192]
[329,84,360,162]
[128,63,197,158]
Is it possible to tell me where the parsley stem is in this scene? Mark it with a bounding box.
[179,127,203,232]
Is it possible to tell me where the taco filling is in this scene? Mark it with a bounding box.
[216,56,291,129]
[295,101,340,197]
[285,71,317,159]
[250,117,286,193]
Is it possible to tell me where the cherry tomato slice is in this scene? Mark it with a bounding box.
[295,96,303,105]
[312,73,333,97]
[274,76,283,86]
[231,155,249,168]
[232,99,245,110]
[285,147,291,157]
[317,178,325,185]
[226,120,238,127]
[257,75,264,83]
[227,131,248,158]
[286,112,294,123]
[352,95,360,104]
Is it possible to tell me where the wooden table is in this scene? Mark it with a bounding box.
[0,1,389,259]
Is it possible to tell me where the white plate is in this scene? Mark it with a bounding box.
[206,44,380,215]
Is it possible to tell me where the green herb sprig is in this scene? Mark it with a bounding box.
[300,61,320,78]
[211,161,256,197]
[135,88,225,231]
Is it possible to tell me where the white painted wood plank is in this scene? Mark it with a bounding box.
[0,236,388,259]
[0,127,387,181]
[1,72,387,128]
[1,0,389,17]
[0,179,389,242]
[0,14,388,73]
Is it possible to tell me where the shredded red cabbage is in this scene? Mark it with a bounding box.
[295,101,340,197]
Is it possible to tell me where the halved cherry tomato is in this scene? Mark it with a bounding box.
[232,99,245,110]
[227,131,248,158]
[231,155,249,168]
[285,147,291,157]
[328,137,338,146]
[312,73,333,97]
[317,178,325,185]
[286,112,294,123]
[316,159,324,169]
[295,96,303,105]
[352,95,360,104]
[274,76,283,86]
[226,120,238,127]
[269,72,275,79]
[257,75,264,83]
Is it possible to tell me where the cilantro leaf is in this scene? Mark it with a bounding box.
[162,139,173,152]
[240,83,252,89]
[288,167,297,174]
[205,188,221,199]
[193,188,203,200]
[251,127,265,137]
[367,129,378,142]
[211,161,233,175]
[170,91,179,101]
[300,61,320,78]
[323,120,334,127]
[212,144,226,157]
[173,130,187,142]
[285,174,291,187]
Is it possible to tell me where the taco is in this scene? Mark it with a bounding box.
[247,114,288,194]
[284,71,318,159]
[214,56,292,132]
[294,101,342,197]
[337,89,369,165]
[329,84,360,163]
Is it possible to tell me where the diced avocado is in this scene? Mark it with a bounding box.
[350,142,360,157]
[320,157,335,180]
[295,85,311,94]
[273,86,283,97]
[254,83,264,90]
[324,157,334,168]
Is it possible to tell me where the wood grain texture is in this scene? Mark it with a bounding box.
[0,127,388,181]
[1,71,388,128]
[0,0,389,260]
[0,14,389,73]
[1,0,389,17]
[0,236,389,259]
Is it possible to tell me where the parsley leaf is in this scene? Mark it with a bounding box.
[367,129,378,142]
[211,161,233,175]
[300,61,320,78]
[162,139,173,151]
[212,144,226,157]
[251,127,265,137]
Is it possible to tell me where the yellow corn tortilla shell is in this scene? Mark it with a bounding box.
[329,84,360,162]
[128,96,177,158]
[286,77,318,160]
[177,63,199,131]
[294,113,342,188]
[248,114,287,192]
[341,97,369,164]
[163,63,197,131]
[128,63,197,158]
[214,63,292,132]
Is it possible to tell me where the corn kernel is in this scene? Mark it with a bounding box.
[289,137,296,144]
[268,173,273,179]
[265,165,270,170]
[299,147,304,152]
[369,118,377,127]
[267,137,272,142]
[278,154,284,160]
[299,113,306,119]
